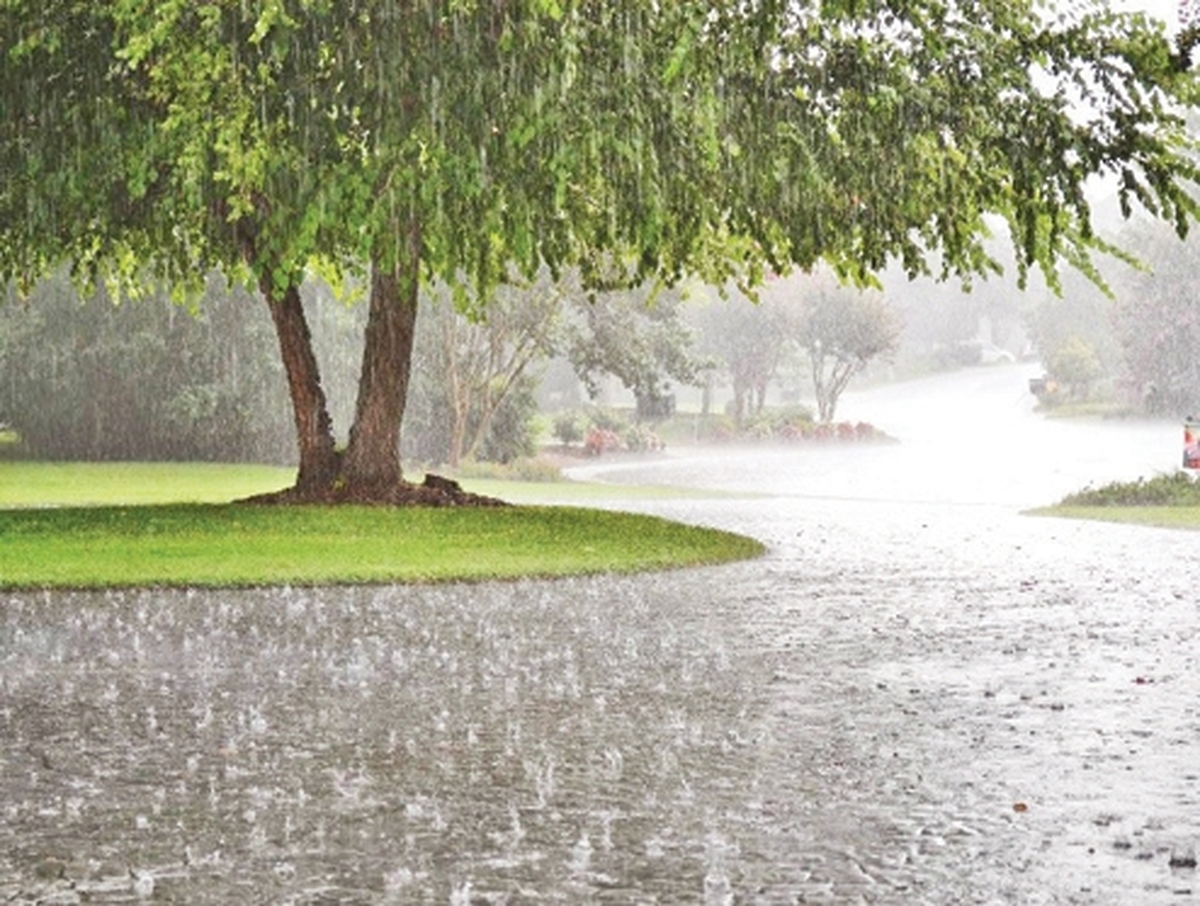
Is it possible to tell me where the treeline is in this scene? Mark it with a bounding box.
[1,272,296,462]
[0,272,538,464]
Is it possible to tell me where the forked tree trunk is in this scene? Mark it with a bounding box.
[263,279,340,492]
[342,253,420,493]
[247,212,474,505]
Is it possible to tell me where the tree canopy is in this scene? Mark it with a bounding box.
[3,0,1198,499]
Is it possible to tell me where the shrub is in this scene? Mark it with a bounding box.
[587,408,630,433]
[454,456,563,483]
[584,428,624,456]
[1059,471,1200,506]
[552,411,585,446]
[623,423,664,452]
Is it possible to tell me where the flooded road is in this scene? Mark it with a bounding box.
[4,364,1199,903]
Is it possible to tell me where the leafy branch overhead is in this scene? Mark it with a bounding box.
[7,1,1198,292]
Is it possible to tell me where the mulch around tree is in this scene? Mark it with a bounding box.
[243,473,508,507]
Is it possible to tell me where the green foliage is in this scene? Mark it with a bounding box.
[12,1,1198,308]
[552,411,586,446]
[792,275,903,422]
[1022,265,1122,396]
[1046,335,1104,400]
[622,423,663,452]
[741,406,817,441]
[585,408,630,434]
[0,271,294,461]
[565,285,702,406]
[474,376,539,464]
[1058,471,1200,507]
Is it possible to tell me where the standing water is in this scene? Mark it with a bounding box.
[4,363,1199,903]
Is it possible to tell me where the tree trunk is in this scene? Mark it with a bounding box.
[245,215,491,506]
[811,355,832,424]
[263,279,340,492]
[343,253,420,492]
[731,382,747,428]
[444,317,470,470]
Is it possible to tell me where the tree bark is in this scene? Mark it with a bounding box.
[262,279,340,492]
[343,250,420,493]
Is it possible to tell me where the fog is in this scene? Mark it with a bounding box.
[579,361,1183,510]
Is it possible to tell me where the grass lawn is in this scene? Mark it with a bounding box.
[0,461,764,589]
[0,461,295,507]
[0,460,726,507]
[1030,472,1200,530]
[1030,505,1200,530]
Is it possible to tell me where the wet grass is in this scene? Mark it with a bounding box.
[0,461,723,508]
[0,462,764,588]
[0,504,763,588]
[1032,471,1200,530]
[1035,505,1200,530]
[0,461,296,507]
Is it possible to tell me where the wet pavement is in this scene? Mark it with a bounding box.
[4,363,1199,903]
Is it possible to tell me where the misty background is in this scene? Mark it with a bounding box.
[1,205,1195,470]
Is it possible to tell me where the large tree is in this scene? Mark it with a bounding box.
[3,1,1199,501]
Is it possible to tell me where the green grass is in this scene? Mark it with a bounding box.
[0,461,730,508]
[0,462,764,588]
[1030,505,1200,530]
[1030,471,1200,530]
[0,461,295,506]
[0,504,763,589]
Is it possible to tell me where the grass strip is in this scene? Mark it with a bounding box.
[0,461,295,507]
[1029,505,1200,530]
[0,504,765,589]
[0,461,732,508]
[1030,471,1200,530]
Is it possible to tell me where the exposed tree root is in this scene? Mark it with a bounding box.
[242,473,508,507]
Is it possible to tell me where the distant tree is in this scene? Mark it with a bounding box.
[793,277,902,423]
[0,272,293,461]
[564,285,702,420]
[694,287,795,426]
[1023,266,1122,390]
[428,278,560,468]
[1112,223,1200,415]
[1047,335,1104,400]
